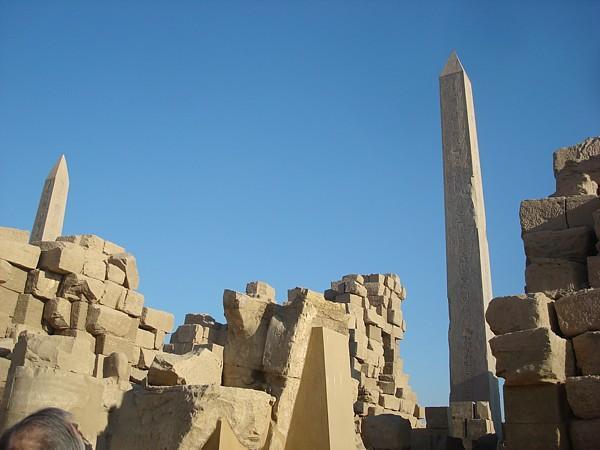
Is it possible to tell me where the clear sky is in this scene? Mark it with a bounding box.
[1,1,598,408]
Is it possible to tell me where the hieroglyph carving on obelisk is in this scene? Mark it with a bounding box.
[439,52,501,431]
[30,155,69,242]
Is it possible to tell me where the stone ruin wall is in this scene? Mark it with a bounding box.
[484,136,600,450]
[0,225,424,449]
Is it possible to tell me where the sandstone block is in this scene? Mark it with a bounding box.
[95,334,136,362]
[0,286,19,317]
[103,239,125,255]
[490,327,570,385]
[55,329,96,352]
[107,384,272,450]
[566,195,600,229]
[361,414,411,450]
[504,422,569,450]
[587,255,600,288]
[154,329,166,349]
[570,418,600,450]
[57,234,106,252]
[171,323,204,344]
[24,269,61,300]
[38,242,85,274]
[141,306,174,332]
[59,272,104,302]
[387,307,402,326]
[43,297,71,330]
[567,376,600,419]
[572,331,600,375]
[12,294,44,328]
[524,226,595,263]
[525,258,587,293]
[556,289,600,337]
[109,253,139,290]
[148,348,222,386]
[364,282,386,296]
[287,287,348,335]
[99,280,126,309]
[0,239,40,270]
[245,281,275,302]
[504,383,570,423]
[103,351,130,382]
[11,332,95,375]
[86,304,135,337]
[138,347,157,369]
[0,259,11,284]
[520,197,567,234]
[379,393,400,411]
[339,280,367,297]
[106,262,126,285]
[426,407,449,430]
[0,227,29,243]
[136,328,156,349]
[485,292,556,335]
[70,300,88,330]
[0,263,27,294]
[117,289,144,317]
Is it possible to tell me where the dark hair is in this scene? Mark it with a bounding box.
[0,408,87,450]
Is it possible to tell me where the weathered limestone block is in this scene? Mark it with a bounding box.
[24,269,61,300]
[37,241,85,274]
[503,384,570,423]
[154,329,166,349]
[0,263,27,294]
[12,294,44,329]
[262,298,316,379]
[524,226,595,263]
[0,259,11,284]
[109,253,139,290]
[0,286,19,317]
[141,306,174,332]
[361,414,411,450]
[0,239,40,270]
[555,289,600,337]
[566,376,600,419]
[572,331,600,375]
[587,255,600,288]
[553,137,600,176]
[59,272,104,302]
[136,328,156,349]
[87,304,135,337]
[287,287,348,335]
[43,296,71,330]
[70,300,89,330]
[103,352,130,383]
[171,324,205,343]
[223,289,274,384]
[246,281,276,303]
[504,422,570,450]
[99,280,126,309]
[138,347,157,369]
[82,257,107,281]
[58,234,106,252]
[106,384,273,450]
[148,348,222,386]
[379,394,401,410]
[555,172,598,197]
[425,406,449,429]
[11,333,95,375]
[106,262,126,285]
[103,239,125,255]
[566,195,600,229]
[525,258,587,293]
[117,289,144,317]
[0,366,109,446]
[485,292,556,335]
[96,334,136,362]
[569,418,600,450]
[520,197,567,234]
[490,327,570,385]
[0,227,29,243]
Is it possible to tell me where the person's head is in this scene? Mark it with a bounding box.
[0,408,89,450]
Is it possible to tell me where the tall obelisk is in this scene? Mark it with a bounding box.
[439,52,501,431]
[30,155,69,242]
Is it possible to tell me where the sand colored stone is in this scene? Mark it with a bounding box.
[439,51,500,430]
[284,327,355,450]
[203,419,246,450]
[30,155,69,242]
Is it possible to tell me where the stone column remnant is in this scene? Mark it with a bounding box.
[30,155,69,243]
[439,52,501,432]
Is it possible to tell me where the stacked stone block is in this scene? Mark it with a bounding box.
[488,137,600,450]
[325,273,424,442]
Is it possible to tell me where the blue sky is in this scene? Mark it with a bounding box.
[1,1,598,408]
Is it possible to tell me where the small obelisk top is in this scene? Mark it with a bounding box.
[30,154,69,243]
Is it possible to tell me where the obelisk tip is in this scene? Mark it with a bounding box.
[440,51,466,77]
[48,154,68,179]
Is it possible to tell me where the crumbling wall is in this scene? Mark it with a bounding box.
[487,136,600,450]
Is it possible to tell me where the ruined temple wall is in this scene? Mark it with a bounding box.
[486,137,600,450]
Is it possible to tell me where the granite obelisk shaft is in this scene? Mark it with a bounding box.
[439,52,501,431]
[30,155,69,242]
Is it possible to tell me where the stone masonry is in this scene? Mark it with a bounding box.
[487,136,600,450]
